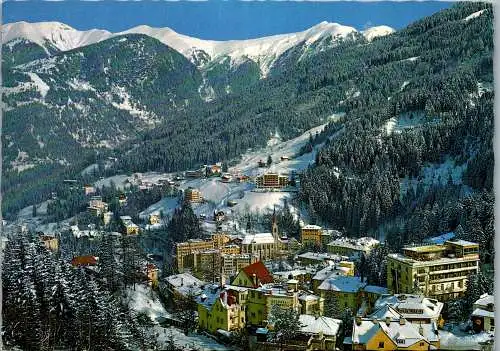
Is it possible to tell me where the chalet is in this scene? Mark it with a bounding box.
[221,173,232,182]
[118,194,127,205]
[471,293,495,333]
[120,216,140,235]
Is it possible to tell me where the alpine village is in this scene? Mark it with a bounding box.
[0,2,495,351]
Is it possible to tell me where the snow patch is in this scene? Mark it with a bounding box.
[26,72,50,98]
[463,9,486,22]
[362,25,395,42]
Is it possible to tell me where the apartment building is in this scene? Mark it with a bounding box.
[387,239,480,301]
[255,173,289,189]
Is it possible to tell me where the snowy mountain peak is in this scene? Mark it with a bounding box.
[2,20,394,74]
[2,21,112,53]
[361,25,396,42]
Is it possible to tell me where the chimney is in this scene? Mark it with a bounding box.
[399,318,406,325]
[419,324,424,336]
[252,273,258,287]
[385,317,391,326]
[181,277,184,286]
[372,318,378,324]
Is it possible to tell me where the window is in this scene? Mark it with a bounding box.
[378,342,384,348]
[420,342,425,346]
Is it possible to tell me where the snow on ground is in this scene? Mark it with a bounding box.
[109,86,157,123]
[463,9,486,22]
[26,72,50,98]
[439,330,493,350]
[139,197,180,221]
[155,326,233,351]
[400,156,472,199]
[94,174,130,190]
[230,114,344,177]
[382,111,434,136]
[18,200,52,220]
[126,284,172,323]
[124,284,232,350]
[231,191,292,214]
[80,163,98,176]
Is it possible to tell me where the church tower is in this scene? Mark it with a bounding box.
[272,206,279,252]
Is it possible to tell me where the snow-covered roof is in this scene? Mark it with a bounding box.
[474,293,494,308]
[364,285,388,295]
[302,224,322,230]
[297,252,343,262]
[327,236,379,251]
[471,308,494,319]
[298,292,321,302]
[299,314,341,336]
[425,232,455,245]
[273,269,308,279]
[318,276,366,293]
[368,305,402,320]
[312,265,351,281]
[165,273,205,296]
[352,317,438,347]
[374,294,443,320]
[242,232,275,245]
[445,239,478,247]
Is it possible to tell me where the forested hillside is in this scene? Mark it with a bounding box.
[298,2,493,261]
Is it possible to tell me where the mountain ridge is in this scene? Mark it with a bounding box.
[2,20,395,73]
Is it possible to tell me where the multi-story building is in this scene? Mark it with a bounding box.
[318,276,367,312]
[255,173,289,189]
[221,253,259,282]
[197,285,247,334]
[88,198,109,216]
[312,261,355,290]
[301,224,323,247]
[326,237,379,259]
[246,283,301,327]
[184,187,203,203]
[298,291,324,316]
[176,239,214,271]
[387,239,480,301]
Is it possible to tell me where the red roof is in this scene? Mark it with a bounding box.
[71,255,98,266]
[242,261,273,287]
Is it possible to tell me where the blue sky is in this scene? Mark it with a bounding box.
[4,1,453,40]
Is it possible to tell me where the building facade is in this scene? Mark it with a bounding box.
[255,173,289,189]
[387,240,480,301]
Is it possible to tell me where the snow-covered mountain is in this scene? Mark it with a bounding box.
[2,20,394,73]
